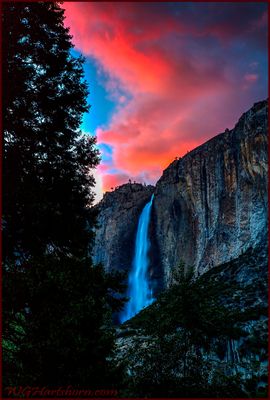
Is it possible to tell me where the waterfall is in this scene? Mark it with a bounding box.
[120,194,155,323]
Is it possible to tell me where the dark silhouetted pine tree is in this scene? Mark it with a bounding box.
[3,2,126,388]
[3,1,99,261]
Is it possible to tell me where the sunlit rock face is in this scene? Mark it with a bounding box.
[92,183,155,273]
[93,100,268,290]
[154,99,268,285]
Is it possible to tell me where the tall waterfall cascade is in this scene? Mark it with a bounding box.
[120,194,155,323]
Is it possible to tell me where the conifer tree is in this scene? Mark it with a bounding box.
[3,1,99,261]
[2,1,126,387]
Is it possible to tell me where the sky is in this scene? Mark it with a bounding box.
[63,2,268,202]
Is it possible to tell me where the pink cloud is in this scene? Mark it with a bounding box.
[244,73,259,83]
[102,173,130,191]
[63,2,267,192]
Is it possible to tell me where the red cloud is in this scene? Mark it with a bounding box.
[102,173,130,192]
[63,2,267,193]
[244,73,259,83]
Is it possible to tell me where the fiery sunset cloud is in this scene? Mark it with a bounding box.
[63,2,268,196]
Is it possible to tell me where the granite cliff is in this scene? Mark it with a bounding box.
[93,100,268,289]
[155,99,268,285]
[115,243,268,397]
[93,183,155,272]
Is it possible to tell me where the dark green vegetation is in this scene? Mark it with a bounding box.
[116,247,268,398]
[3,1,126,389]
[2,2,268,397]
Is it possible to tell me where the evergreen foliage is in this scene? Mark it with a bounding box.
[119,260,268,398]
[2,1,126,388]
[3,1,99,261]
[4,257,126,387]
[2,2,267,396]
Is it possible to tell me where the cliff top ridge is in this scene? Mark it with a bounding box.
[157,98,268,185]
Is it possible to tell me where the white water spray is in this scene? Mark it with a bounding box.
[120,194,155,323]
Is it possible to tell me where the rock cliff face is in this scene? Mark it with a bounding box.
[92,183,155,274]
[154,99,268,285]
[93,100,268,289]
[114,243,268,395]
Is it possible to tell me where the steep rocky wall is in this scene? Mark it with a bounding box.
[92,100,268,290]
[115,243,268,391]
[92,183,155,274]
[154,100,268,285]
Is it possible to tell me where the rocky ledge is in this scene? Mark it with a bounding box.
[92,100,268,290]
[92,183,154,273]
[154,99,268,284]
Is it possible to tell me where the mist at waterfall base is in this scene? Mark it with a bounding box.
[120,194,155,323]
